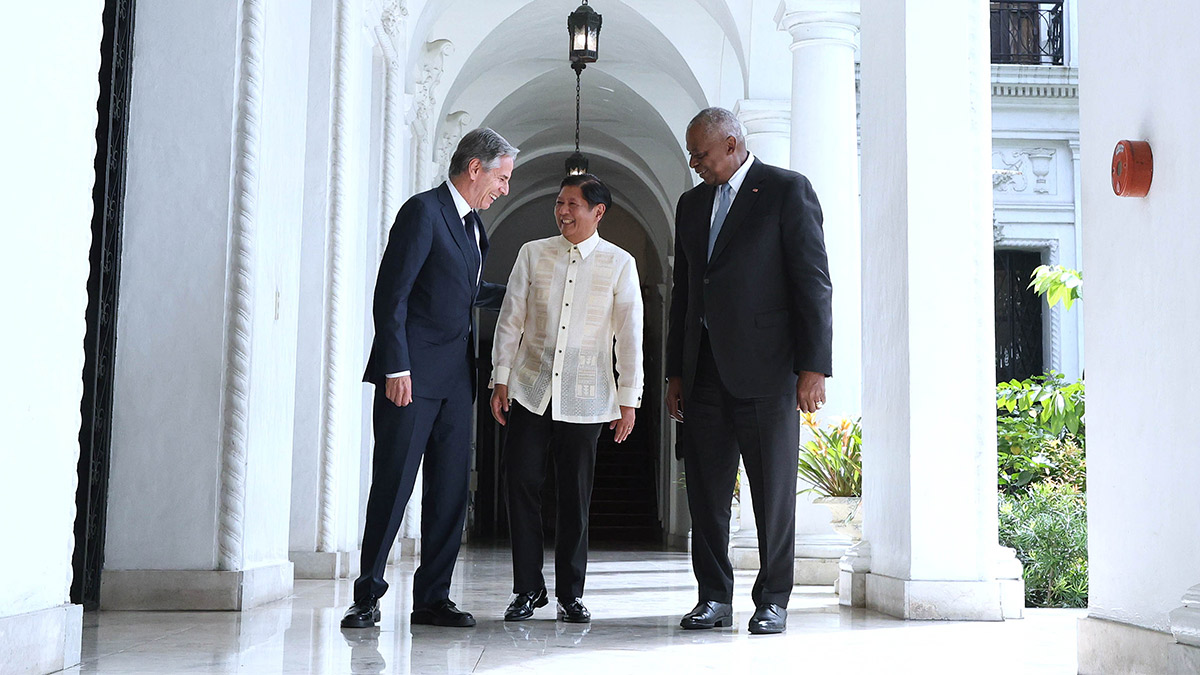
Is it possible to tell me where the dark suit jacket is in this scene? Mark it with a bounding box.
[666,158,832,400]
[364,182,505,397]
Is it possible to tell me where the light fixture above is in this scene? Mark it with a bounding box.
[565,1,602,175]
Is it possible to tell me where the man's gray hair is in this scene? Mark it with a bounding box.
[687,107,745,143]
[448,128,519,177]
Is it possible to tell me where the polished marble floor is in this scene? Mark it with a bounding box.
[67,545,1082,674]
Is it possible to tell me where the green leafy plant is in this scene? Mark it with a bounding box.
[998,483,1088,608]
[997,371,1085,438]
[996,372,1086,493]
[797,414,861,498]
[1028,265,1083,310]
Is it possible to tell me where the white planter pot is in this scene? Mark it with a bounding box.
[813,496,863,541]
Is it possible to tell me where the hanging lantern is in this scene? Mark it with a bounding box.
[565,151,589,176]
[567,1,602,65]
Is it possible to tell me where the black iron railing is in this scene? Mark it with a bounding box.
[991,1,1064,65]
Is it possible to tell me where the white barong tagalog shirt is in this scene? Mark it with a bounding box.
[491,232,644,423]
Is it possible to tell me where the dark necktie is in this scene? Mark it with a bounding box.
[464,211,481,283]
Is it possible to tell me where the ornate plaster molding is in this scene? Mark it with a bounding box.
[993,148,1058,195]
[218,0,264,572]
[435,111,471,187]
[370,2,406,259]
[316,0,354,553]
[413,39,453,191]
[381,0,408,36]
[991,65,1079,99]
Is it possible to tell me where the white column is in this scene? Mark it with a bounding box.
[855,0,1019,619]
[734,99,791,169]
[102,0,310,609]
[727,101,784,571]
[777,0,862,422]
[774,1,864,585]
[0,4,100,671]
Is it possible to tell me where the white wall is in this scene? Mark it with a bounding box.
[109,0,311,573]
[291,0,337,555]
[0,0,103,617]
[107,1,240,570]
[242,0,313,569]
[1079,0,1200,633]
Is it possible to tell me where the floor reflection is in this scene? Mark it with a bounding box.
[70,545,1082,674]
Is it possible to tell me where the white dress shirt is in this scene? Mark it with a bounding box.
[710,150,755,225]
[491,232,644,423]
[387,180,480,379]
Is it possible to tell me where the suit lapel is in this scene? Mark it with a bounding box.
[708,158,764,264]
[437,183,475,285]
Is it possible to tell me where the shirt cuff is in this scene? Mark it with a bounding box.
[617,386,643,408]
[386,371,410,378]
[491,366,511,387]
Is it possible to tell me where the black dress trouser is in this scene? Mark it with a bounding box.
[504,401,604,602]
[682,332,800,608]
[354,372,473,609]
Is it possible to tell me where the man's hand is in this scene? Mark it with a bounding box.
[610,406,636,443]
[796,371,826,413]
[386,375,413,407]
[665,376,684,422]
[491,384,510,426]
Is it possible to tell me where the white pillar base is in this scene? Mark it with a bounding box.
[100,561,294,610]
[731,534,851,586]
[1078,616,1200,675]
[995,547,1025,619]
[838,540,871,608]
[1170,584,1200,648]
[0,604,82,674]
[290,550,360,579]
[866,573,1005,621]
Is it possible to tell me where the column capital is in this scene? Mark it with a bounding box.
[733,99,790,136]
[775,0,860,49]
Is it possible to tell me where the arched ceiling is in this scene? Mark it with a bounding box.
[403,0,770,265]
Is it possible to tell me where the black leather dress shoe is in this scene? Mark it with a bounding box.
[504,588,548,621]
[557,598,591,623]
[341,597,381,628]
[747,603,787,634]
[680,600,733,629]
[411,598,476,627]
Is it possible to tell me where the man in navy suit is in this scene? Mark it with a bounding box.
[666,108,832,635]
[342,128,516,629]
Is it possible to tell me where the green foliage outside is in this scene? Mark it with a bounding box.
[797,414,861,498]
[997,372,1086,492]
[999,483,1088,608]
[996,371,1088,608]
[1028,264,1083,311]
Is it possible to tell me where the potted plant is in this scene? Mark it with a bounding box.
[798,413,863,540]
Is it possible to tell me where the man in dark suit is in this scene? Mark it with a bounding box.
[342,128,515,629]
[665,107,832,635]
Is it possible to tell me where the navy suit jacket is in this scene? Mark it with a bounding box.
[364,182,505,397]
[666,158,832,400]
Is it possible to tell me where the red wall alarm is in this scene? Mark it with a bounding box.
[1112,140,1153,197]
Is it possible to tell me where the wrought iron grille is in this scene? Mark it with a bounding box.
[994,250,1045,383]
[991,1,1064,65]
[73,0,136,610]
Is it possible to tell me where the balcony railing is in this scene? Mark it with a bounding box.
[991,1,1064,65]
